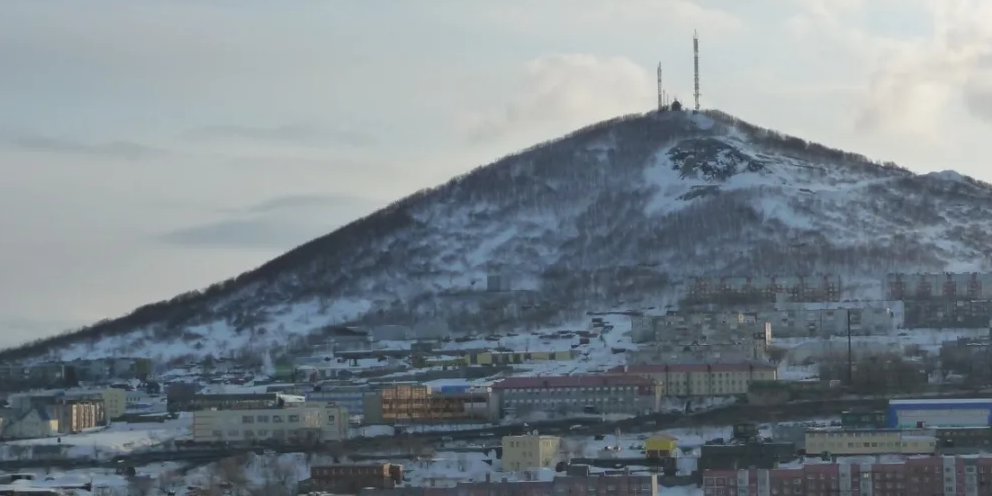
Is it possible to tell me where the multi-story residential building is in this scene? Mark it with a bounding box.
[492,375,660,417]
[616,363,777,397]
[501,435,560,472]
[805,428,936,456]
[462,350,577,366]
[306,464,402,494]
[886,272,992,300]
[632,312,770,343]
[186,393,288,412]
[7,393,106,432]
[191,402,348,444]
[703,455,992,496]
[57,400,102,434]
[359,474,659,496]
[937,427,992,454]
[363,384,496,425]
[69,357,152,383]
[685,274,841,305]
[0,363,68,392]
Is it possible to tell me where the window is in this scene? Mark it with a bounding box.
[242,416,254,424]
[288,415,300,423]
[328,415,336,423]
[244,430,254,437]
[228,430,239,437]
[257,430,268,437]
[257,415,269,423]
[212,430,222,437]
[272,415,283,423]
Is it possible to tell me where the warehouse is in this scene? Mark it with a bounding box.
[888,398,992,428]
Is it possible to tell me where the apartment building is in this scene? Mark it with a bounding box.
[686,274,841,305]
[359,474,659,496]
[886,272,992,300]
[363,384,496,424]
[616,363,777,397]
[492,375,660,417]
[805,428,936,456]
[306,464,402,493]
[186,393,287,412]
[501,435,561,472]
[462,350,577,366]
[191,402,348,444]
[703,455,992,496]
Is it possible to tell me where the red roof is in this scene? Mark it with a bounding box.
[492,374,654,390]
[610,363,776,374]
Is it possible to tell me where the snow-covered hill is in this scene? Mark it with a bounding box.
[7,109,992,364]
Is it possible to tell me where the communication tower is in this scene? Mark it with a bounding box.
[693,30,701,111]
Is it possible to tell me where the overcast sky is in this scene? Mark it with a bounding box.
[2,0,992,347]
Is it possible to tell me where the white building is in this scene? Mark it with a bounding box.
[192,402,348,444]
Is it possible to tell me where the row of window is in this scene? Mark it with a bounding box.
[209,428,309,438]
[241,414,301,424]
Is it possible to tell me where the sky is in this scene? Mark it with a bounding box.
[2,0,992,347]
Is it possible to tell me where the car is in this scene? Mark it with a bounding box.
[569,424,586,431]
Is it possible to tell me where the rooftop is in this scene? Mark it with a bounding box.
[492,374,654,390]
[890,398,992,406]
[611,362,776,373]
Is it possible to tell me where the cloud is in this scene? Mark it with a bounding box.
[161,193,380,250]
[462,54,654,142]
[963,56,992,123]
[2,133,167,160]
[799,0,992,138]
[244,193,377,213]
[159,219,318,249]
[183,124,375,148]
[481,0,743,37]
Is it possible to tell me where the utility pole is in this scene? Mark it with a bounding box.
[693,30,701,111]
[847,309,853,386]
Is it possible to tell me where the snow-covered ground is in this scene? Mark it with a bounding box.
[0,415,191,461]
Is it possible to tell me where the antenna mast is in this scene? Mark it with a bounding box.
[693,30,701,111]
[657,63,664,111]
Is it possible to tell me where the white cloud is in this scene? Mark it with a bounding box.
[462,54,654,142]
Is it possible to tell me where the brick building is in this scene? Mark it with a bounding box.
[307,464,402,493]
[703,455,992,496]
[362,384,496,424]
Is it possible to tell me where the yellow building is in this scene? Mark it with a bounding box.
[805,429,936,455]
[502,434,561,472]
[645,434,678,458]
[465,350,576,366]
[98,388,127,420]
[192,403,348,444]
[620,363,777,397]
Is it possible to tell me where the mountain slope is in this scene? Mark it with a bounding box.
[6,109,992,364]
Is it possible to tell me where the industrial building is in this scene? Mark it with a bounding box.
[492,375,660,417]
[616,363,777,397]
[703,455,992,496]
[501,434,560,472]
[888,399,992,428]
[191,402,348,444]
